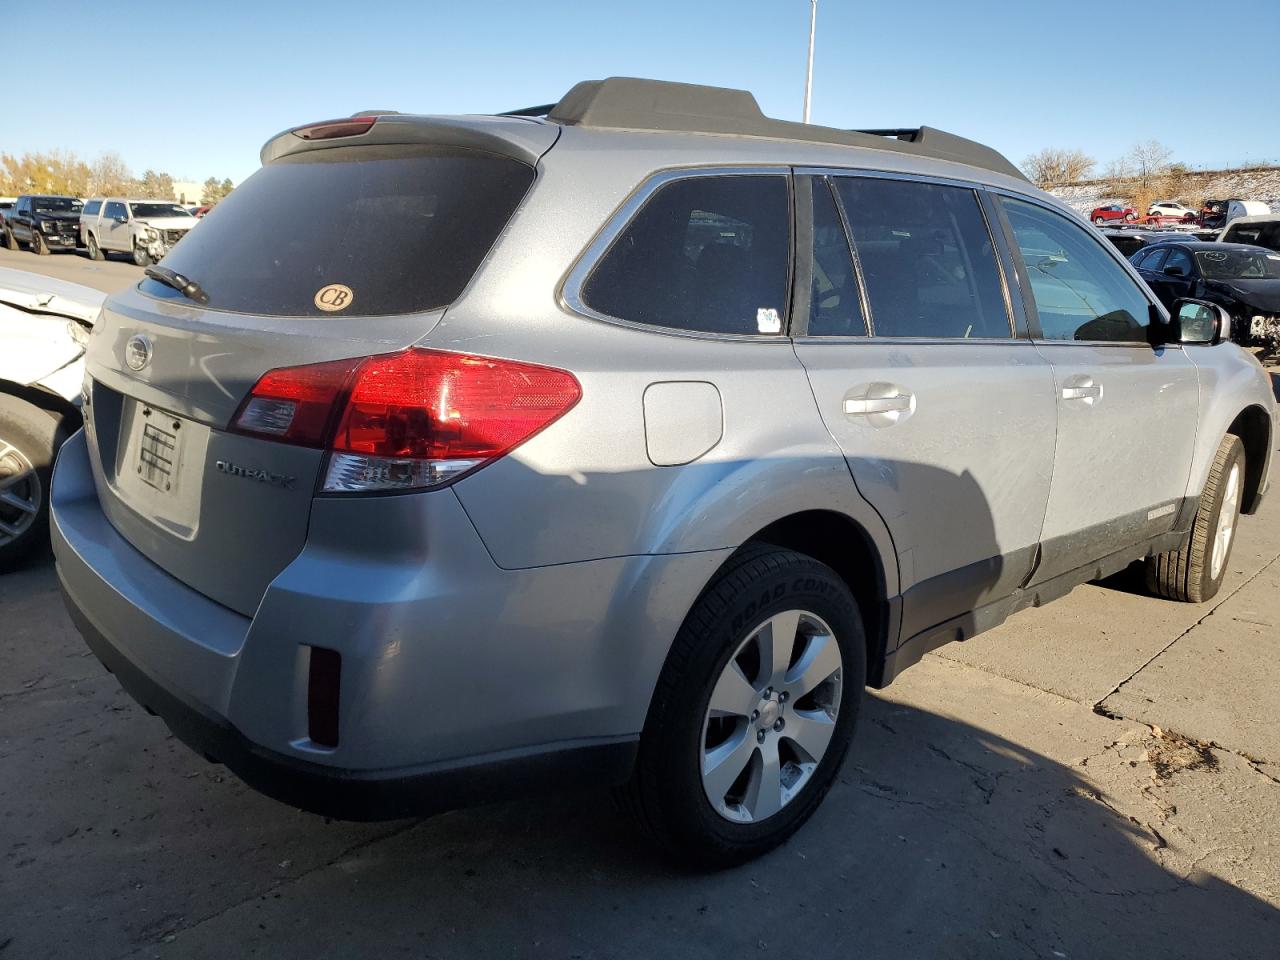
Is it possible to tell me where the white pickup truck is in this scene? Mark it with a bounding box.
[79,198,197,266]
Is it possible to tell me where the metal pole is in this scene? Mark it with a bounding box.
[803,0,817,123]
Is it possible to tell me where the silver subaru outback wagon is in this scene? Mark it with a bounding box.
[51,78,1275,866]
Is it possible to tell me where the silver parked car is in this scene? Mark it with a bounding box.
[51,79,1275,865]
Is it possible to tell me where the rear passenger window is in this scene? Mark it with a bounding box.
[581,175,790,336]
[1003,198,1153,343]
[807,180,866,336]
[831,178,1010,338]
[84,200,102,216]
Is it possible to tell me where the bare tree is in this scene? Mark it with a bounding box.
[1021,147,1096,188]
[1125,139,1173,192]
[87,152,134,196]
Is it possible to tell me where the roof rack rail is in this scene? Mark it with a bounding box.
[500,104,555,118]
[527,78,1026,182]
[854,128,922,141]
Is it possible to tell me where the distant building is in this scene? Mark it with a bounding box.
[171,180,204,205]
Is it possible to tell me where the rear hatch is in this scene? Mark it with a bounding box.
[81,129,545,616]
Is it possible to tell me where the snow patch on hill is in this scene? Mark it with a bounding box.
[1050,168,1280,216]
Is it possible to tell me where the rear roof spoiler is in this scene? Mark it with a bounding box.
[505,78,1026,182]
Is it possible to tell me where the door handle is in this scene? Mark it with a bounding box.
[843,395,912,415]
[1060,375,1102,403]
[841,384,916,427]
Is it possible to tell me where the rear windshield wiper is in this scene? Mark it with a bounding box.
[144,265,209,305]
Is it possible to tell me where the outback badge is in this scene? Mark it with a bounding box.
[214,459,297,490]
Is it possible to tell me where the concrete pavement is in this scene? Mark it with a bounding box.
[0,253,1278,959]
[0,245,142,295]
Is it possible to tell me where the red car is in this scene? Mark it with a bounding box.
[1089,204,1138,225]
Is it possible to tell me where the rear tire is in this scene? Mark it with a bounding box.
[1093,216,1105,225]
[1146,435,1245,603]
[3,227,16,251]
[622,546,865,868]
[0,395,72,571]
[86,234,103,260]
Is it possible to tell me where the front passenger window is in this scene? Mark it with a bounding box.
[1163,248,1193,276]
[1003,198,1153,343]
[1138,248,1168,272]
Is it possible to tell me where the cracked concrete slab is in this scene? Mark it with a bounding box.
[935,482,1280,707]
[1099,556,1280,764]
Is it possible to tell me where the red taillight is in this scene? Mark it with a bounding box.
[230,349,581,493]
[230,356,362,446]
[291,117,377,141]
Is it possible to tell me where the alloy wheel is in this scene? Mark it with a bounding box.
[0,439,41,546]
[701,609,843,823]
[1210,461,1241,581]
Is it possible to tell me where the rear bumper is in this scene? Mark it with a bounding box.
[63,594,635,821]
[52,429,722,818]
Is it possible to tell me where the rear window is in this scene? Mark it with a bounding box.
[1224,222,1280,251]
[139,145,534,317]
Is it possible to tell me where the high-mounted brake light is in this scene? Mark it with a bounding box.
[230,349,582,493]
[291,117,378,141]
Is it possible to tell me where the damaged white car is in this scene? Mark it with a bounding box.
[79,198,197,266]
[0,268,105,568]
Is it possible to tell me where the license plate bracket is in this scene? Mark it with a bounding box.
[138,415,180,494]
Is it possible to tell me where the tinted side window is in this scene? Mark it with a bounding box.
[84,200,102,216]
[1138,247,1168,272]
[1003,198,1152,343]
[807,179,866,336]
[105,201,127,219]
[581,175,790,336]
[832,178,1010,338]
[1164,248,1193,275]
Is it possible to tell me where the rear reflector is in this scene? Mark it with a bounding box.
[230,349,581,493]
[307,646,342,748]
[291,117,378,140]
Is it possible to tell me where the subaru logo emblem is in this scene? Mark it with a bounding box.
[125,334,153,372]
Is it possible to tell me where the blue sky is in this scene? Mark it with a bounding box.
[11,0,1279,185]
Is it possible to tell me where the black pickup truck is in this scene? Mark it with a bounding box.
[3,194,84,254]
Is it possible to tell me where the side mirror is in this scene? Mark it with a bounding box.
[114,215,128,223]
[1164,264,1188,278]
[1173,298,1231,345]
